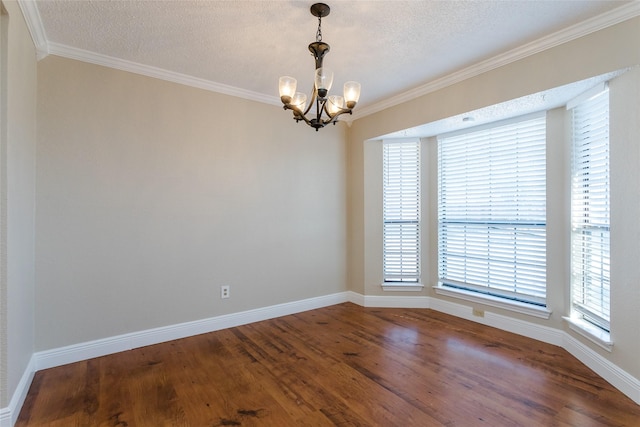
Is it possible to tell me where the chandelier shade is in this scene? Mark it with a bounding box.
[291,92,308,111]
[279,3,361,131]
[278,76,297,104]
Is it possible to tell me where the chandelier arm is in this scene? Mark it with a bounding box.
[322,100,351,118]
[302,87,317,117]
[295,114,315,127]
[283,103,315,127]
[322,106,352,125]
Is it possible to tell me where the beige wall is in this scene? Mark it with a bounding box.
[347,18,640,379]
[35,56,348,351]
[1,0,37,409]
[608,67,640,379]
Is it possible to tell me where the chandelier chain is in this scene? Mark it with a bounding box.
[316,16,322,42]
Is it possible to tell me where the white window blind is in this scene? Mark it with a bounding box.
[383,140,420,282]
[438,114,547,305]
[570,85,610,332]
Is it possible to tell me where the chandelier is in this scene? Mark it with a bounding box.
[279,3,361,131]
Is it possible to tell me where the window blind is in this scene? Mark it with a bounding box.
[570,86,610,331]
[438,114,547,305]
[383,140,420,282]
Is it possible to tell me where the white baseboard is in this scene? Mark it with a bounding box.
[2,290,638,426]
[563,332,640,405]
[345,290,365,306]
[428,297,564,346]
[0,355,36,427]
[36,291,350,371]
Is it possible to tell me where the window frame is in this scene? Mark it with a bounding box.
[436,113,549,314]
[382,139,422,288]
[568,83,611,337]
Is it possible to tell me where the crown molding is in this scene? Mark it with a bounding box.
[17,0,49,59]
[17,1,640,116]
[352,1,640,120]
[46,42,282,106]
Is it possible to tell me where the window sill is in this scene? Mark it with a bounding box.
[381,283,424,292]
[563,316,613,352]
[434,284,552,319]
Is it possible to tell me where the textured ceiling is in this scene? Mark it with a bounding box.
[30,0,637,120]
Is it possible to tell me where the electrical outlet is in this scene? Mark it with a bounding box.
[221,285,230,299]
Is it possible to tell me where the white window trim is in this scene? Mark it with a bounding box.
[434,283,552,319]
[568,82,611,334]
[563,316,613,352]
[381,283,424,292]
[382,139,421,284]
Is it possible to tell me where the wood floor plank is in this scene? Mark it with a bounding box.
[16,303,640,426]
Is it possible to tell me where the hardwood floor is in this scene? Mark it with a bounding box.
[16,303,640,426]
